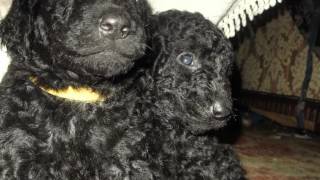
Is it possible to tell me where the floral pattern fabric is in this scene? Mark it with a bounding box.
[236,10,320,100]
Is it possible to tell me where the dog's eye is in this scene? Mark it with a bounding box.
[179,53,194,66]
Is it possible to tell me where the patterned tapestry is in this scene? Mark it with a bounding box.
[236,10,320,100]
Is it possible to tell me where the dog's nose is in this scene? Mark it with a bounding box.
[210,100,231,120]
[99,11,131,39]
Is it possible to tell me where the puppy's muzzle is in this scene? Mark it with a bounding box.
[209,98,232,120]
[99,8,135,40]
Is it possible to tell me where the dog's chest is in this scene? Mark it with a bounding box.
[51,100,129,139]
[18,92,132,158]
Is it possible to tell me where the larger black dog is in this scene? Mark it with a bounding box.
[0,0,151,179]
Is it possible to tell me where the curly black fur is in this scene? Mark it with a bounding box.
[1,0,151,86]
[0,1,244,179]
[113,10,245,180]
[151,10,235,134]
[0,0,152,179]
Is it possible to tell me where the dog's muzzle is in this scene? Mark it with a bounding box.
[209,99,232,121]
[99,7,135,40]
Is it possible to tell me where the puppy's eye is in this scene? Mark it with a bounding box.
[179,53,194,66]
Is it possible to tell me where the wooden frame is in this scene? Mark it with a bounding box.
[240,90,320,132]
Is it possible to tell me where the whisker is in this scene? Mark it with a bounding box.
[143,43,153,51]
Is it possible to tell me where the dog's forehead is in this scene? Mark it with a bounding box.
[88,0,142,6]
[172,39,216,57]
[165,31,221,56]
[86,0,128,5]
[46,0,140,10]
[158,12,225,55]
[169,40,232,71]
[40,0,147,25]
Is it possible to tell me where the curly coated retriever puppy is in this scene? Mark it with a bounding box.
[0,0,151,179]
[149,10,234,134]
[135,10,244,179]
[111,10,245,180]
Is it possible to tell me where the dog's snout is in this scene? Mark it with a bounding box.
[99,11,132,39]
[210,99,231,120]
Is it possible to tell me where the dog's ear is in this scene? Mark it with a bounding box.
[135,0,152,24]
[0,0,39,59]
[34,16,48,47]
[46,0,75,24]
[151,35,170,77]
[33,0,75,47]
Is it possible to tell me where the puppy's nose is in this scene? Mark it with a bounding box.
[210,100,231,120]
[99,12,131,39]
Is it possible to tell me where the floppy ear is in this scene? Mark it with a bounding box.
[0,0,38,59]
[33,0,75,47]
[151,35,169,77]
[135,0,152,25]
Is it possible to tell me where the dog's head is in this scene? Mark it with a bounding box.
[152,11,233,134]
[1,0,151,79]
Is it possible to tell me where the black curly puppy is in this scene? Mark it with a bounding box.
[150,10,234,134]
[0,0,151,179]
[116,10,245,179]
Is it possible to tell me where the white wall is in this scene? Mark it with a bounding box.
[0,0,12,82]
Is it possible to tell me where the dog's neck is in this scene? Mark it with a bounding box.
[30,77,107,103]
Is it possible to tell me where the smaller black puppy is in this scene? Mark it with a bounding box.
[114,10,245,180]
[150,10,234,135]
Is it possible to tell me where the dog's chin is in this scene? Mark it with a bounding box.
[187,118,228,135]
[64,50,141,78]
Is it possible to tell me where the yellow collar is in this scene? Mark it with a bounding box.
[31,77,106,103]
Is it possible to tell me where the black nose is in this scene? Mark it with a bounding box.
[211,100,231,120]
[99,11,131,39]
